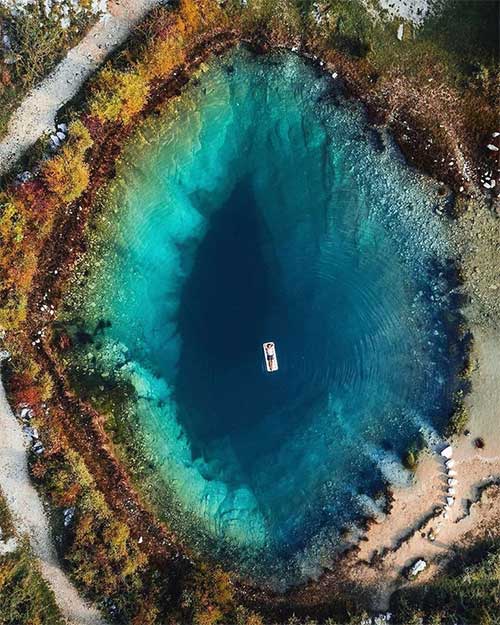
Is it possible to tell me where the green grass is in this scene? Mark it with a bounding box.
[314,0,499,92]
[0,491,64,625]
[0,541,65,625]
[0,489,15,540]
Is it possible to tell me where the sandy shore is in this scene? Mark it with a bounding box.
[334,199,500,609]
[347,326,500,609]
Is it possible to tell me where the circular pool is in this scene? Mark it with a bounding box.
[70,49,461,584]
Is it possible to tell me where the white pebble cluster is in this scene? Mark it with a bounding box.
[0,0,108,29]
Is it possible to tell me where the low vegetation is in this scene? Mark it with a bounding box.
[0,490,64,625]
[0,1,105,138]
[391,540,500,625]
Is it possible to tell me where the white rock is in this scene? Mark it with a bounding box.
[486,144,499,151]
[445,459,455,469]
[448,478,458,486]
[20,407,32,420]
[0,537,18,556]
[448,469,457,477]
[441,445,453,459]
[409,559,427,576]
[56,131,66,141]
[397,23,404,40]
[446,496,454,506]
[493,132,500,138]
[447,487,456,496]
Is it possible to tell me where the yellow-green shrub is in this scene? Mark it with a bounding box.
[42,120,93,203]
[89,68,150,124]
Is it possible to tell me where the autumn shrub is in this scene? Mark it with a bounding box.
[41,120,93,203]
[89,68,150,124]
[182,563,235,625]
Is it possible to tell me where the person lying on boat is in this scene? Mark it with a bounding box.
[265,342,275,368]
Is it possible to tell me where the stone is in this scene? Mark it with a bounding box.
[397,24,404,40]
[486,144,499,151]
[0,537,18,556]
[409,559,427,577]
[33,441,45,455]
[20,407,32,420]
[448,469,457,477]
[441,445,453,459]
[0,349,10,362]
[56,131,66,141]
[445,459,455,469]
[63,508,75,527]
[446,496,454,506]
[448,478,458,486]
[447,487,456,496]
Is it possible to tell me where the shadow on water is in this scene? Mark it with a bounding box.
[175,181,292,472]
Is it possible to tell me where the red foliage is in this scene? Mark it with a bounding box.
[16,178,53,220]
[58,332,72,352]
[81,114,106,144]
[9,373,42,406]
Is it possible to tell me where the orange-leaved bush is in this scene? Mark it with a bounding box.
[42,120,93,203]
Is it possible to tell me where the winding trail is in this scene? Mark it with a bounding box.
[0,374,108,625]
[0,4,162,622]
[0,0,159,175]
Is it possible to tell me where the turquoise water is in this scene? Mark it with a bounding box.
[74,49,461,583]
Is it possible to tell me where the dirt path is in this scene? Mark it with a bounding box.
[0,374,109,625]
[0,0,159,175]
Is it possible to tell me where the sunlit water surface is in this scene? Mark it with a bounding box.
[69,49,462,585]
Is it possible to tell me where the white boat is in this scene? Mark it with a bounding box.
[263,341,278,372]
